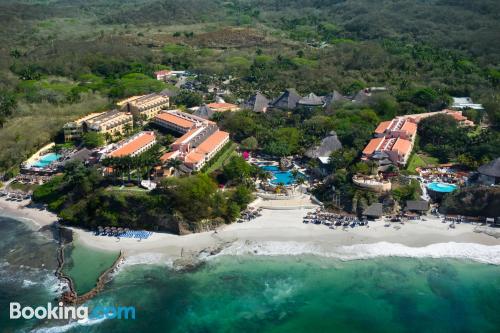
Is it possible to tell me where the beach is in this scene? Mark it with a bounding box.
[0,196,58,229]
[2,196,500,265]
[71,207,500,265]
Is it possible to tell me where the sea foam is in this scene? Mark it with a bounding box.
[214,241,500,265]
[120,253,173,268]
[31,316,108,333]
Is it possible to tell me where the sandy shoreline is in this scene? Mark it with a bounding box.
[2,197,500,265]
[0,197,58,229]
[72,208,500,264]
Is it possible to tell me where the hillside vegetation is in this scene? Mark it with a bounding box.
[0,0,499,175]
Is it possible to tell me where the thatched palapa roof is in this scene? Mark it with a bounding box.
[270,88,301,109]
[242,92,269,113]
[478,158,500,178]
[305,131,342,159]
[363,203,383,217]
[404,200,429,212]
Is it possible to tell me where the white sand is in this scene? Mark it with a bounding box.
[71,208,500,264]
[0,197,58,229]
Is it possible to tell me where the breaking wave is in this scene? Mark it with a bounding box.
[213,241,500,265]
[31,316,108,333]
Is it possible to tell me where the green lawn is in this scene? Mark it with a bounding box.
[406,153,439,173]
[204,142,237,174]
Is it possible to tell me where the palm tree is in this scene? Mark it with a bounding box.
[107,157,126,186]
[166,158,183,176]
[120,156,133,183]
[367,160,378,175]
[296,177,306,186]
[102,157,115,181]
[134,155,144,184]
[257,169,272,183]
[124,123,132,136]
[104,132,112,143]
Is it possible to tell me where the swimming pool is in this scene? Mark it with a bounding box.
[260,165,306,185]
[427,182,457,193]
[31,153,61,168]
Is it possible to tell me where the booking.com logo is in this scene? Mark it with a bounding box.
[10,302,136,320]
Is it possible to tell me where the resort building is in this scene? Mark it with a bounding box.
[324,91,348,109]
[305,131,342,162]
[154,110,230,172]
[477,158,500,186]
[86,109,134,138]
[353,87,388,104]
[106,131,157,158]
[63,112,104,142]
[451,97,484,110]
[118,93,170,120]
[153,110,213,134]
[183,131,230,171]
[362,136,413,166]
[193,103,239,119]
[362,203,384,219]
[154,70,187,81]
[362,116,418,167]
[362,108,473,168]
[270,88,301,110]
[402,109,474,127]
[241,92,270,113]
[442,110,475,127]
[298,93,325,108]
[352,175,392,192]
[404,200,429,214]
[206,102,239,113]
[374,117,418,141]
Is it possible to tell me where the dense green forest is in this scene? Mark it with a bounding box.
[33,158,256,233]
[1,0,499,173]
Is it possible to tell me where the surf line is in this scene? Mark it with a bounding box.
[55,227,124,305]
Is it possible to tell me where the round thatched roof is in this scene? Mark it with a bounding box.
[478,158,500,178]
[305,132,342,159]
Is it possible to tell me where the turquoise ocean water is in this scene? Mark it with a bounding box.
[1,215,500,333]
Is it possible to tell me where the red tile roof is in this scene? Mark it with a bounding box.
[160,151,177,162]
[400,121,417,136]
[392,138,412,155]
[206,103,239,111]
[172,128,198,145]
[362,138,384,155]
[185,151,205,164]
[375,121,392,134]
[155,113,194,129]
[109,132,156,158]
[196,131,229,154]
[155,70,171,76]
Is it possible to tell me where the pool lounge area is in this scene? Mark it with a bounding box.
[260,165,306,186]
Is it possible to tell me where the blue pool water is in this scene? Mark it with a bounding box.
[31,153,61,168]
[260,165,305,185]
[427,182,457,193]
